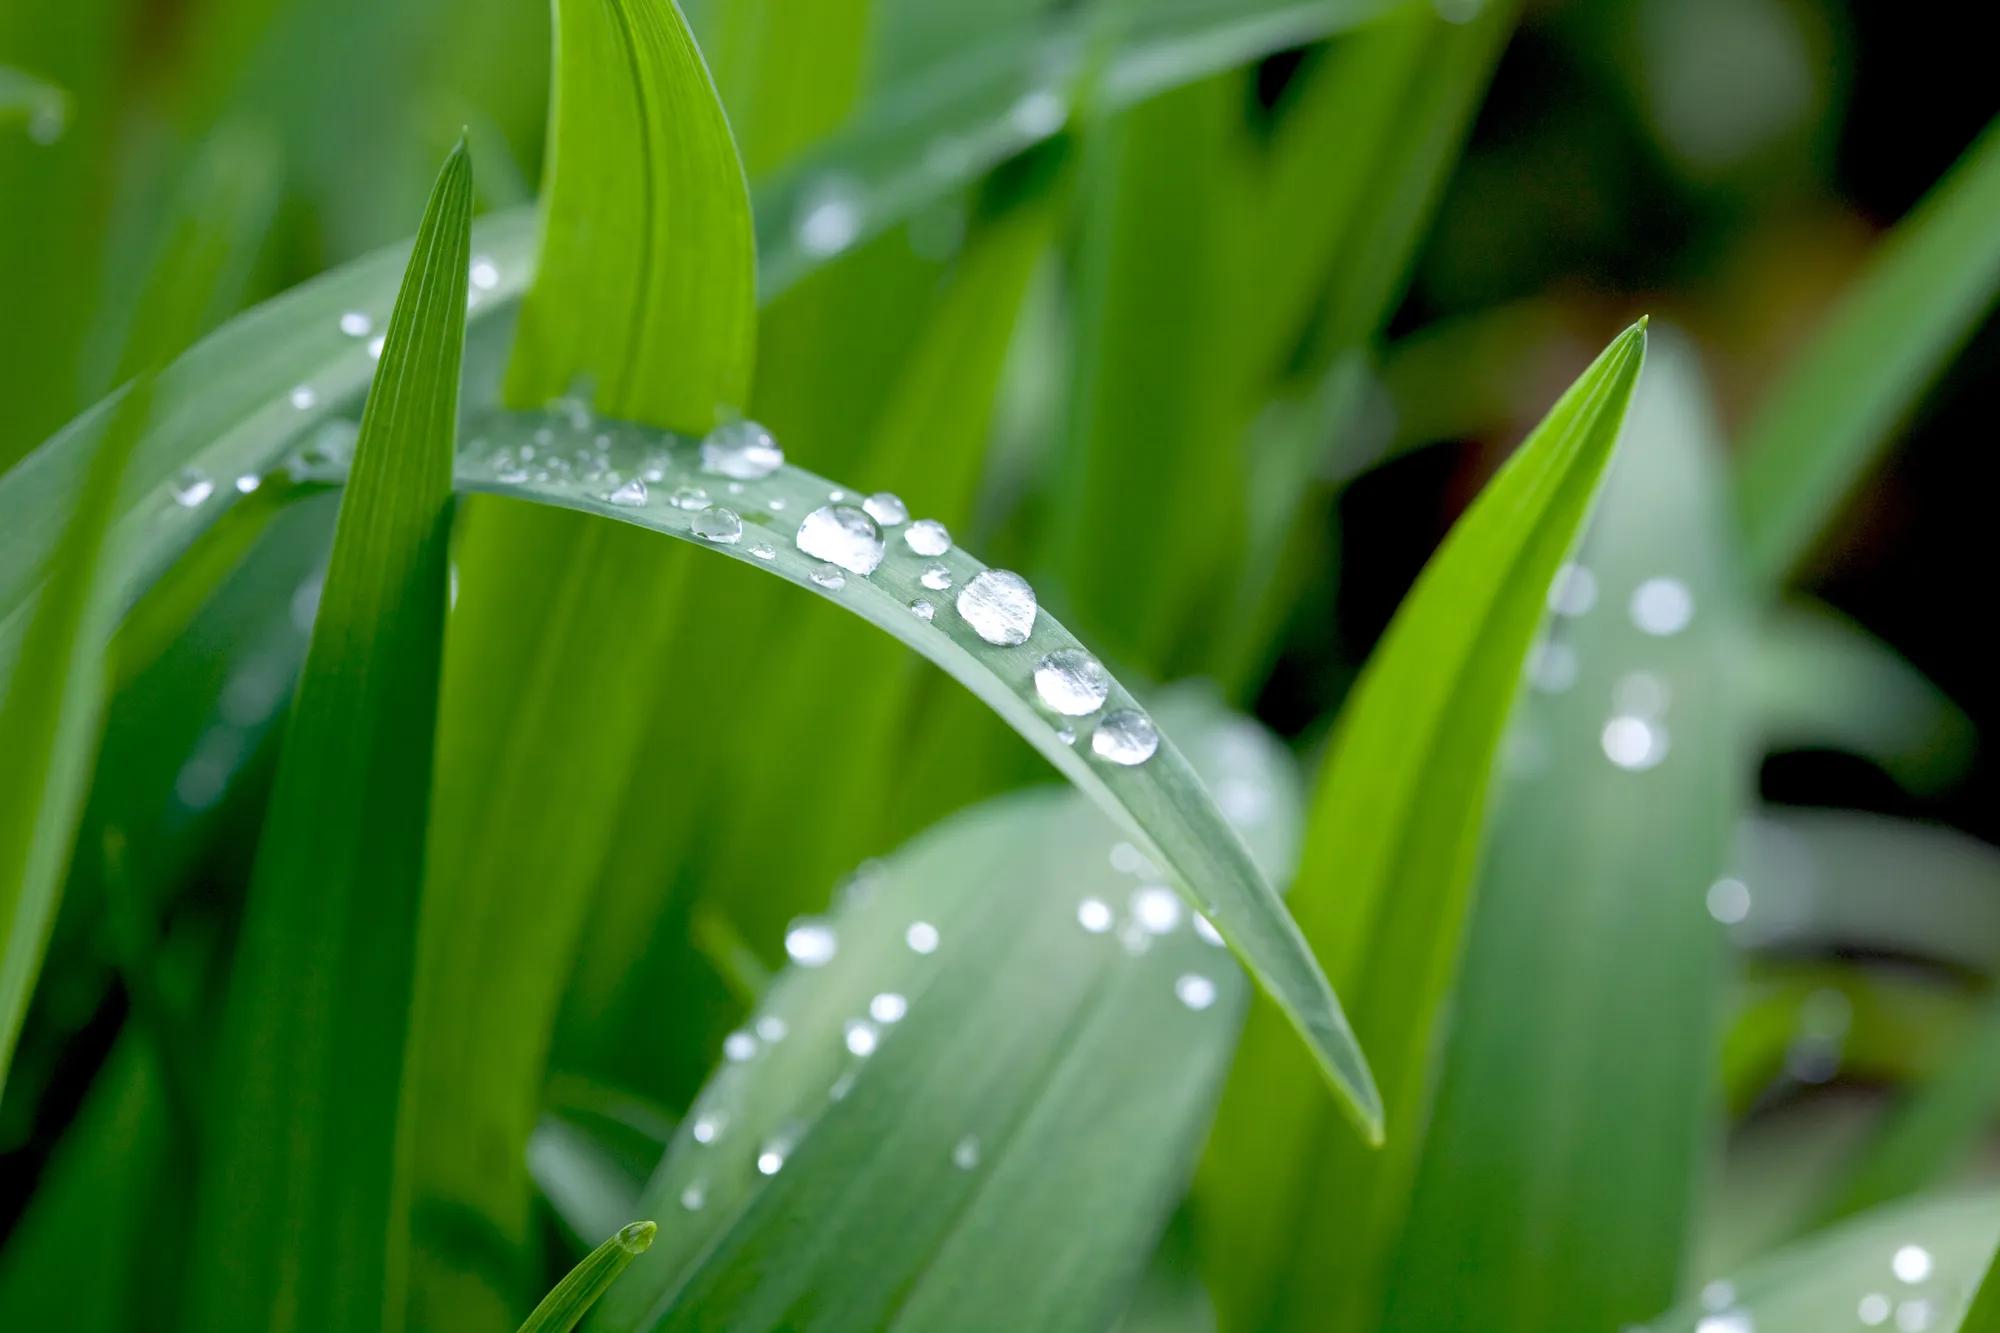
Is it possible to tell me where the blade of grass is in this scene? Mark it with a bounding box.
[185,141,471,1333]
[700,0,872,176]
[518,1223,658,1333]
[1380,334,1745,1331]
[1198,322,1647,1332]
[1735,112,2000,589]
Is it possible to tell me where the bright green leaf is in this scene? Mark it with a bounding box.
[519,1223,657,1333]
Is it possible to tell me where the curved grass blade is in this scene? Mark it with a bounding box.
[519,1223,658,1333]
[1646,1191,2000,1332]
[1736,112,2000,589]
[185,142,471,1333]
[1198,322,1647,1331]
[592,695,1297,1331]
[1380,334,1745,1332]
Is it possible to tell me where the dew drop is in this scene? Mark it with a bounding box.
[171,468,215,508]
[1055,724,1076,746]
[1092,709,1159,766]
[869,992,908,1024]
[1077,898,1113,933]
[1897,1299,1933,1331]
[234,474,261,495]
[957,569,1037,645]
[605,479,649,507]
[470,256,500,290]
[1630,576,1695,636]
[1527,641,1578,694]
[692,1111,727,1144]
[1033,648,1109,715]
[1009,87,1067,137]
[785,917,837,967]
[1601,715,1668,771]
[797,180,862,257]
[692,505,743,544]
[1892,1245,1932,1284]
[920,562,952,591]
[749,542,776,560]
[339,311,372,337]
[367,334,386,360]
[844,1019,879,1057]
[1132,885,1182,935]
[863,492,909,525]
[909,598,936,622]
[722,1030,757,1062]
[904,519,952,556]
[756,1140,788,1176]
[1706,878,1750,925]
[1548,563,1596,616]
[679,1181,706,1211]
[1175,974,1218,1011]
[756,1014,788,1043]
[951,1135,981,1170]
[1859,1294,1891,1326]
[811,563,846,590]
[700,420,783,479]
[797,505,886,574]
[906,921,940,955]
[670,485,712,511]
[1193,913,1224,947]
[290,385,317,410]
[1694,1315,1752,1333]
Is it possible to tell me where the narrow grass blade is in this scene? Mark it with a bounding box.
[1199,322,1648,1331]
[518,1223,658,1333]
[1645,1192,2000,1332]
[593,697,1297,1332]
[1381,334,1745,1331]
[1736,113,2000,588]
[503,0,754,428]
[186,142,471,1333]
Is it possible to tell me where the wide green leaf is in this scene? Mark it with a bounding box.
[592,695,1297,1331]
[1380,334,1745,1330]
[185,142,471,1333]
[1735,112,2000,588]
[1199,321,1648,1331]
[519,1223,657,1333]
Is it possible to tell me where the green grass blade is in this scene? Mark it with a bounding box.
[1199,321,1647,1331]
[1964,1244,2000,1333]
[185,142,471,1333]
[518,1223,658,1333]
[701,0,872,176]
[593,696,1297,1331]
[503,0,754,428]
[1380,334,1745,1331]
[1735,113,2000,589]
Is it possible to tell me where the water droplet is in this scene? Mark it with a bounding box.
[904,519,952,556]
[829,1069,858,1102]
[1055,724,1076,746]
[863,492,908,525]
[1892,1245,1932,1284]
[906,921,940,954]
[797,179,862,257]
[1176,974,1218,1011]
[700,420,783,479]
[957,569,1037,645]
[951,1135,981,1170]
[768,497,788,512]
[909,598,935,621]
[367,334,386,360]
[679,1181,706,1211]
[290,385,317,410]
[1033,649,1109,715]
[1092,710,1159,766]
[1706,878,1750,925]
[1110,843,1157,877]
[785,917,837,967]
[1009,87,1067,137]
[1527,641,1578,693]
[750,542,776,560]
[339,311,371,337]
[670,485,711,511]
[1548,563,1596,616]
[1859,1294,1891,1326]
[1897,1301,1932,1332]
[844,1019,879,1057]
[797,505,886,574]
[1193,914,1224,947]
[1613,670,1671,717]
[605,479,649,507]
[692,506,743,544]
[869,992,908,1024]
[811,563,846,590]
[234,474,261,495]
[470,256,500,290]
[756,1014,788,1043]
[1077,898,1113,933]
[1132,885,1182,935]
[1630,576,1694,636]
[1601,715,1668,771]
[1694,1315,1752,1333]
[920,562,952,591]
[1701,1282,1736,1311]
[171,468,215,508]
[756,1140,789,1176]
[723,1030,758,1062]
[692,1111,727,1144]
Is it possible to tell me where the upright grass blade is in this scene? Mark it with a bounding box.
[1199,322,1647,1333]
[519,1223,658,1333]
[699,0,873,176]
[1735,112,2000,589]
[186,142,471,1333]
[0,380,147,1094]
[1380,335,1745,1332]
[594,696,1297,1333]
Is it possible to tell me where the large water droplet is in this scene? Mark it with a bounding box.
[692,506,743,544]
[1091,709,1159,765]
[904,519,952,556]
[171,468,215,508]
[1175,974,1218,1011]
[1033,649,1109,715]
[700,420,783,479]
[797,505,885,575]
[785,917,838,967]
[1859,1293,1891,1326]
[605,479,648,507]
[957,569,1037,645]
[863,492,908,526]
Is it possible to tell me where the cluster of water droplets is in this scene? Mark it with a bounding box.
[1073,841,1227,1008]
[1653,1240,1949,1333]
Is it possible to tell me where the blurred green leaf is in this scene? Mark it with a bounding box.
[519,1223,657,1333]
[1736,112,2000,588]
[1381,334,1745,1331]
[701,0,872,176]
[1200,321,1647,1331]
[595,696,1296,1331]
[0,64,67,136]
[186,142,471,1333]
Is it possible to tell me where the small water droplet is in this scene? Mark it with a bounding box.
[1630,576,1694,636]
[670,485,712,511]
[1859,1294,1891,1326]
[1033,648,1109,715]
[1092,709,1159,765]
[1892,1245,1932,1284]
[863,492,908,525]
[869,992,908,1024]
[1694,1315,1752,1333]
[1055,724,1076,745]
[700,420,783,479]
[1009,87,1067,137]
[1601,715,1668,771]
[1194,914,1224,947]
[171,468,215,508]
[692,505,743,544]
[605,479,649,506]
[749,542,776,560]
[1527,641,1578,693]
[1132,885,1182,935]
[767,497,788,512]
[909,598,935,621]
[906,921,940,954]
[692,1111,727,1144]
[1897,1299,1932,1331]
[234,474,261,495]
[904,519,952,556]
[797,505,886,574]
[367,334,386,360]
[290,385,317,410]
[811,563,847,590]
[756,1141,788,1176]
[470,256,500,290]
[339,311,372,337]
[679,1181,706,1211]
[797,180,862,257]
[951,1135,981,1170]
[723,1030,758,1062]
[1077,898,1113,933]
[1706,878,1750,924]
[1548,563,1596,616]
[1175,974,1218,1011]
[756,1014,788,1043]
[920,562,952,591]
[957,569,1037,645]
[785,917,837,967]
[844,1019,879,1056]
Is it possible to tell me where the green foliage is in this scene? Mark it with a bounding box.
[518,1222,657,1333]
